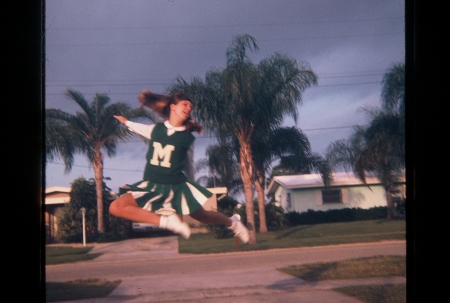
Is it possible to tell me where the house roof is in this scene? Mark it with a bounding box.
[208,187,228,201]
[45,187,71,205]
[266,172,404,196]
[207,187,227,194]
[45,186,71,194]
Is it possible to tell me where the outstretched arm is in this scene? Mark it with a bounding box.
[113,115,155,139]
[113,115,128,124]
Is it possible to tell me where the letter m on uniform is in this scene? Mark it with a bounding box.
[150,142,175,168]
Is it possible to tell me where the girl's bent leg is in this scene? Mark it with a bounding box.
[190,207,250,244]
[109,193,191,239]
[189,207,232,227]
[109,193,161,225]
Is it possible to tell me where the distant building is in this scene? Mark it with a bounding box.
[266,172,405,213]
[45,186,71,243]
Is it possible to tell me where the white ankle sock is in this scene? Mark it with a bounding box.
[159,214,191,239]
[228,222,236,230]
[159,215,169,229]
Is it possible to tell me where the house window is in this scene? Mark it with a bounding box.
[322,189,342,204]
[286,193,291,208]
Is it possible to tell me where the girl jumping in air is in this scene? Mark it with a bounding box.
[109,90,249,243]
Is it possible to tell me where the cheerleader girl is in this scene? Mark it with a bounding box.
[109,90,249,243]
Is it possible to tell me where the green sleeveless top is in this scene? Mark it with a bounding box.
[143,122,195,184]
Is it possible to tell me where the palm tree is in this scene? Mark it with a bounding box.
[353,110,405,218]
[381,62,405,114]
[168,34,318,243]
[46,89,155,233]
[195,140,243,197]
[323,125,366,174]
[326,62,405,218]
[197,127,332,233]
[248,49,323,232]
[251,126,332,232]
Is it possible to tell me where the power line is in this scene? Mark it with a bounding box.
[114,125,359,143]
[319,72,384,79]
[47,161,144,172]
[301,125,358,131]
[47,17,403,31]
[46,124,360,172]
[46,32,403,47]
[44,81,381,98]
[45,71,386,88]
[45,72,384,97]
[45,82,173,88]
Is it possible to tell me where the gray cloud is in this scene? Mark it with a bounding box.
[45,0,405,194]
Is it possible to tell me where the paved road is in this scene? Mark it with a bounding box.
[46,237,406,303]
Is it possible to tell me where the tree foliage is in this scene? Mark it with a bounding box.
[46,89,155,233]
[235,200,286,232]
[55,177,130,243]
[167,34,319,243]
[326,62,405,218]
[205,196,240,239]
[195,140,243,197]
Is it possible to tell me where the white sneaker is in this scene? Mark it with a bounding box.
[160,214,191,239]
[229,214,249,244]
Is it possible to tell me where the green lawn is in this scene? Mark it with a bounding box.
[178,219,406,254]
[46,279,122,302]
[46,246,101,265]
[278,255,406,303]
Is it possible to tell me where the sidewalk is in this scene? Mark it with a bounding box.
[56,273,404,303]
[47,237,406,303]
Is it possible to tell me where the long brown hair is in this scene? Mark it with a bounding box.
[137,89,203,133]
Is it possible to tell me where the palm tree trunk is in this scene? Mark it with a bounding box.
[93,151,105,233]
[385,187,395,219]
[239,142,257,244]
[255,179,268,232]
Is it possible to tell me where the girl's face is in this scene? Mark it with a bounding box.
[170,100,192,121]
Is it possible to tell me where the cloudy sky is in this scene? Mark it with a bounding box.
[45,0,405,196]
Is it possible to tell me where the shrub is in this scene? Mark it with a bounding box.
[56,178,100,243]
[205,196,239,239]
[265,201,287,231]
[234,199,286,232]
[206,223,235,239]
[103,215,131,241]
[284,206,388,226]
[95,232,125,243]
[56,177,130,243]
[56,205,93,243]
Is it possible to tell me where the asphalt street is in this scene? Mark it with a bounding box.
[46,237,406,303]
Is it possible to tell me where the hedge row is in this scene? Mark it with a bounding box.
[284,206,388,226]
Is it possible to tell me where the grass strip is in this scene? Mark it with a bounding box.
[335,284,406,303]
[278,255,406,281]
[46,279,121,302]
[179,219,405,254]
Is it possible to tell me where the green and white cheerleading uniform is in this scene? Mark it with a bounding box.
[122,120,212,215]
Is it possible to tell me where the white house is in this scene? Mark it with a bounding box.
[266,172,406,213]
[45,186,71,243]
